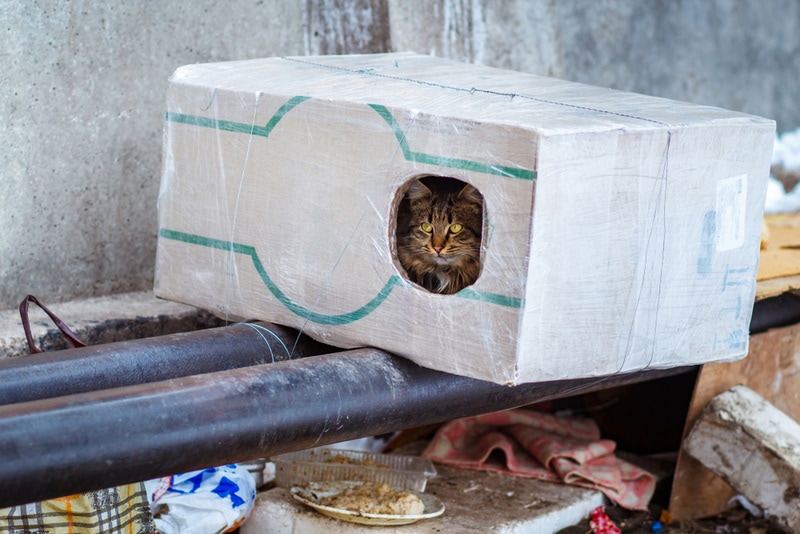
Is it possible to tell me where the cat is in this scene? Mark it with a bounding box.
[396,178,483,294]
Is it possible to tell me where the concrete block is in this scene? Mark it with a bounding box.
[682,385,800,531]
[241,463,604,534]
[0,291,223,358]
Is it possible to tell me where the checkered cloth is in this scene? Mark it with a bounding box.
[421,409,655,510]
[0,484,153,534]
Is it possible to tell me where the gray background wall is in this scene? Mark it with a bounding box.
[2,0,798,310]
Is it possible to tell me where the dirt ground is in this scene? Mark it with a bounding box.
[557,502,791,534]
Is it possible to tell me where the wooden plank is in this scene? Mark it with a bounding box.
[756,213,800,299]
[756,274,800,301]
[757,248,800,281]
[669,320,800,519]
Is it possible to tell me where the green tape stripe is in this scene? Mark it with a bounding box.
[159,228,521,325]
[159,228,404,325]
[164,96,534,181]
[456,288,523,309]
[368,104,536,181]
[165,95,311,137]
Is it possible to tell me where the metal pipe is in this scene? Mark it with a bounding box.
[0,294,783,406]
[750,292,800,335]
[0,347,691,507]
[0,322,331,405]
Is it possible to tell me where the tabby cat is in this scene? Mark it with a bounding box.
[396,178,483,294]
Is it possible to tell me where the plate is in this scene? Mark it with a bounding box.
[291,481,445,526]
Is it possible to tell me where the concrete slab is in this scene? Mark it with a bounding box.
[683,385,800,531]
[0,291,223,358]
[241,463,604,534]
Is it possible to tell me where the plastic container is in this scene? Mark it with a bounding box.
[238,458,268,488]
[272,447,437,492]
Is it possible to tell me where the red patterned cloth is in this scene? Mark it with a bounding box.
[421,409,655,510]
[590,505,622,533]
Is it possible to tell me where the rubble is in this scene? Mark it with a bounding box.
[683,385,800,532]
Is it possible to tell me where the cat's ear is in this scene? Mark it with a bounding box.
[406,180,432,201]
[458,183,483,205]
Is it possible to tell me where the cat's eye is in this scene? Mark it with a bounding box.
[449,223,463,234]
[420,222,433,233]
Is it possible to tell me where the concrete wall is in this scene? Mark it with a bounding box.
[389,0,799,129]
[2,0,798,310]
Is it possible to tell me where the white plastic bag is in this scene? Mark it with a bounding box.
[145,464,256,534]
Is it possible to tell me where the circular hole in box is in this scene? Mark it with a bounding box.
[392,175,485,295]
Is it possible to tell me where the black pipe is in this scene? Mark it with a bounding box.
[750,292,800,335]
[1,292,785,407]
[0,347,691,507]
[0,322,331,405]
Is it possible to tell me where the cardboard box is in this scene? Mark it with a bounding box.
[155,53,774,385]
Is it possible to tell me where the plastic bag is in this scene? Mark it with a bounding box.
[145,464,256,534]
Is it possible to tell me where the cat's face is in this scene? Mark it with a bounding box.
[396,179,483,293]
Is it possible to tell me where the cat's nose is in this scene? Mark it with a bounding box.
[433,245,443,254]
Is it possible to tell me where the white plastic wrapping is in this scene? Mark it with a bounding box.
[145,464,257,534]
[155,53,775,385]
